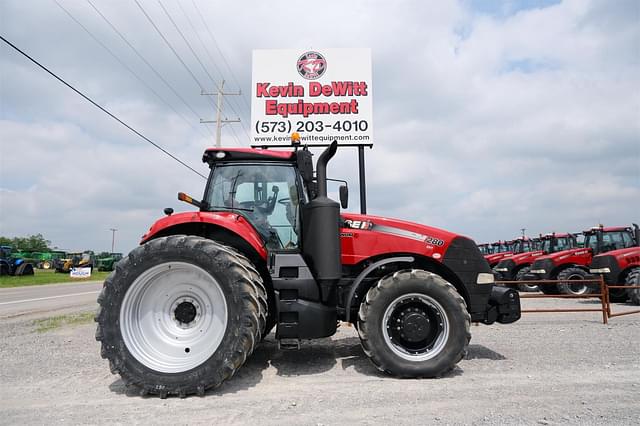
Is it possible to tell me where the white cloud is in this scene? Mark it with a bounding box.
[1,0,638,252]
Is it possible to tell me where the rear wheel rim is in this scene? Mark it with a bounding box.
[120,262,228,373]
[381,293,450,361]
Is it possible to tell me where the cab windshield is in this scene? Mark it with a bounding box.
[205,163,302,250]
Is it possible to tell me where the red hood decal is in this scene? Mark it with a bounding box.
[509,250,545,263]
[340,213,464,265]
[537,247,592,263]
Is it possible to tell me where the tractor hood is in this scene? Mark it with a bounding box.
[339,212,468,265]
[536,247,591,264]
[485,252,514,265]
[509,250,545,264]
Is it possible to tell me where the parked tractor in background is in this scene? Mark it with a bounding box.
[0,246,35,276]
[528,224,640,295]
[588,246,640,304]
[494,233,576,292]
[32,251,67,269]
[55,251,95,273]
[485,237,538,269]
[96,253,123,272]
[95,140,521,397]
[477,243,493,256]
[484,241,514,267]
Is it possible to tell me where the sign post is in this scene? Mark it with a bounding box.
[251,48,373,213]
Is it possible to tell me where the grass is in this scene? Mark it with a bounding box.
[33,311,96,333]
[0,269,110,288]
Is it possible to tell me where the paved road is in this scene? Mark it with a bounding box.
[0,281,102,319]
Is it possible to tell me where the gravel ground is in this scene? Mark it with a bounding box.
[0,297,638,425]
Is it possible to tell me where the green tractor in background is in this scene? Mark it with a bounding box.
[96,253,123,272]
[31,251,67,269]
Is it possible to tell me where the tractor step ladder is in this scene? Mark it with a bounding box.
[278,338,301,350]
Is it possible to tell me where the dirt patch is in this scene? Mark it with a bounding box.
[0,299,639,425]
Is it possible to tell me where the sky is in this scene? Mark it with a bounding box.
[0,0,638,253]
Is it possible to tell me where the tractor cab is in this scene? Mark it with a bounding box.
[583,225,639,255]
[539,233,577,253]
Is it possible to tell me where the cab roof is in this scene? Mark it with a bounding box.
[202,148,295,165]
[583,226,630,234]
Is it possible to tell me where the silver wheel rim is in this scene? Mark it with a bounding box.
[382,293,450,362]
[120,262,228,373]
[564,274,587,295]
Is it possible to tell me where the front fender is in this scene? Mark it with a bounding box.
[141,211,267,260]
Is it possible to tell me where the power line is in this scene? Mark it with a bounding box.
[176,1,252,143]
[157,0,247,145]
[133,0,234,143]
[191,0,252,114]
[134,0,207,95]
[0,34,207,179]
[86,0,216,138]
[54,0,208,139]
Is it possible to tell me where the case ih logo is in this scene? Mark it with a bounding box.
[297,51,326,80]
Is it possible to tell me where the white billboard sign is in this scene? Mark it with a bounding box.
[251,48,372,145]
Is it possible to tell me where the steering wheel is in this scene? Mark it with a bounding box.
[277,198,290,206]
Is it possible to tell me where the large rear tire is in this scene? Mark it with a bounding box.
[95,235,266,397]
[357,269,470,378]
[627,268,640,306]
[15,263,34,276]
[557,267,591,295]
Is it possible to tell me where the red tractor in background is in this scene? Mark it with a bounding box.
[494,233,576,292]
[484,237,538,268]
[484,240,514,267]
[95,141,521,397]
[528,225,640,295]
[589,246,640,303]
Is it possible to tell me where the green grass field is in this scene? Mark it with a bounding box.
[0,269,110,288]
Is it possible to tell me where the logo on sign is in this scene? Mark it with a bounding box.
[297,51,326,80]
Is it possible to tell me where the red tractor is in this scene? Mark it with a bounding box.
[95,142,521,397]
[485,237,538,269]
[589,246,640,303]
[484,240,514,267]
[528,225,640,295]
[493,233,577,292]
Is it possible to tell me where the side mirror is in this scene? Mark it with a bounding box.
[339,185,349,209]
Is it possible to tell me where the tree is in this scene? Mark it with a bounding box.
[0,234,51,251]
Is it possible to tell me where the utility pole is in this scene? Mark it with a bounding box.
[521,228,526,238]
[201,80,241,147]
[109,228,117,253]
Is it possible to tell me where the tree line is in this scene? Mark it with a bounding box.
[0,234,52,251]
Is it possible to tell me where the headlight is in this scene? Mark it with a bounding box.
[530,269,546,274]
[494,267,508,272]
[589,267,610,274]
[476,273,495,285]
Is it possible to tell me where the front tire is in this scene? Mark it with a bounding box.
[357,269,470,378]
[515,266,539,292]
[557,267,591,295]
[627,268,640,305]
[95,235,266,397]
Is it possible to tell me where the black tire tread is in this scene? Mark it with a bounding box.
[357,269,470,377]
[626,268,640,305]
[95,235,266,397]
[515,266,539,292]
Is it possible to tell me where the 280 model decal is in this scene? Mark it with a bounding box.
[424,236,445,247]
